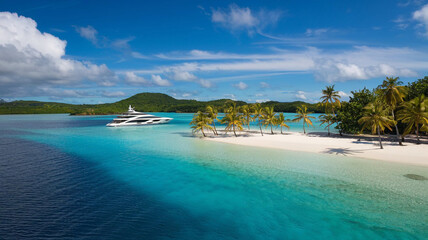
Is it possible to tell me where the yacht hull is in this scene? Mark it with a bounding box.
[106,118,172,127]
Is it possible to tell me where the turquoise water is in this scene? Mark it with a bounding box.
[1,113,427,239]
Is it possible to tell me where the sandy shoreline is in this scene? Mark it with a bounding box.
[205,131,428,166]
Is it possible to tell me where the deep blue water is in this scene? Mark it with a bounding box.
[0,114,427,239]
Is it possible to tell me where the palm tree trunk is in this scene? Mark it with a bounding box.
[377,126,383,149]
[327,124,330,136]
[303,122,306,134]
[233,124,237,137]
[416,125,420,144]
[391,110,402,145]
[281,126,283,134]
[202,128,206,137]
[213,121,218,135]
[270,124,273,134]
[259,119,263,136]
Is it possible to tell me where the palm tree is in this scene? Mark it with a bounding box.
[377,77,408,145]
[261,106,276,134]
[293,105,315,134]
[358,102,394,149]
[221,103,243,137]
[190,111,213,137]
[206,106,219,135]
[320,85,341,115]
[319,113,335,136]
[276,112,290,134]
[253,103,264,136]
[240,105,253,130]
[397,94,428,144]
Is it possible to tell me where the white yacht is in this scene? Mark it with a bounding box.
[106,105,173,127]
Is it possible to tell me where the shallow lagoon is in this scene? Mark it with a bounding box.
[0,114,427,239]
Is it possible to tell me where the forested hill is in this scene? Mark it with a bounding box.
[0,92,323,115]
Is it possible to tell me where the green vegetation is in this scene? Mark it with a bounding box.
[189,111,213,137]
[276,113,290,134]
[397,94,428,144]
[358,102,395,149]
[336,88,375,134]
[293,105,316,134]
[0,92,319,115]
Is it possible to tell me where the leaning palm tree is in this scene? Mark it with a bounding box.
[377,77,408,145]
[276,112,290,134]
[261,106,276,134]
[240,105,253,130]
[293,105,315,134]
[252,103,264,136]
[358,102,394,149]
[319,113,335,136]
[320,85,341,115]
[190,111,213,137]
[206,106,219,135]
[397,94,428,144]
[221,103,244,137]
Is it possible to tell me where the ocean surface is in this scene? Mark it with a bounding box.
[0,113,427,240]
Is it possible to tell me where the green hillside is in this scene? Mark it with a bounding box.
[0,92,322,114]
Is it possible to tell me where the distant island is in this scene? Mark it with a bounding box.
[0,92,323,115]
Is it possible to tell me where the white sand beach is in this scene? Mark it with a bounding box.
[205,131,428,166]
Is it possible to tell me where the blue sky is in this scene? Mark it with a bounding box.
[1,0,428,104]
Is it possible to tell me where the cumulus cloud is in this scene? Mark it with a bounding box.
[0,12,116,97]
[223,94,236,100]
[233,81,248,90]
[151,75,172,86]
[197,79,214,88]
[124,72,150,86]
[168,89,199,99]
[260,81,270,88]
[295,91,307,100]
[211,4,281,35]
[314,60,417,82]
[75,25,98,44]
[413,4,428,37]
[101,91,126,98]
[171,70,198,81]
[168,70,214,88]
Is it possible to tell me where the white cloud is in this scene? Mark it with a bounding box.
[168,89,199,99]
[305,28,329,37]
[260,81,270,88]
[151,75,172,86]
[128,46,427,84]
[393,16,410,30]
[233,81,248,90]
[169,70,213,88]
[0,12,116,97]
[171,70,198,81]
[224,94,236,100]
[102,91,126,98]
[124,72,150,86]
[75,25,98,44]
[314,60,417,82]
[338,91,349,98]
[197,79,214,88]
[255,99,270,103]
[211,4,281,35]
[413,4,428,37]
[295,91,307,100]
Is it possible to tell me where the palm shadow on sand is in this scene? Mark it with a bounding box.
[322,147,366,156]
